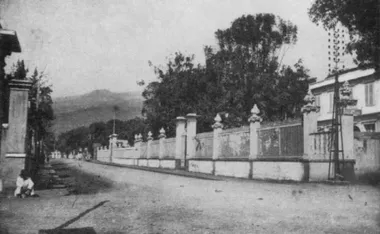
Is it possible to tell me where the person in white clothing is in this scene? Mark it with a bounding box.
[14,170,35,198]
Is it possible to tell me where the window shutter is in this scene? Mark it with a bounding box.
[365,84,369,106]
[370,83,374,106]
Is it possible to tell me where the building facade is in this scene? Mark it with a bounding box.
[309,68,380,132]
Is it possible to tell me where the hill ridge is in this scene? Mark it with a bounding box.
[52,89,144,135]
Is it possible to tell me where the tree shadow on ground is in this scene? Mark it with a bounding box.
[39,200,110,234]
[50,162,116,196]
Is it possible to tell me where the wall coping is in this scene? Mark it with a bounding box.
[354,132,380,139]
[112,157,177,160]
[187,158,356,163]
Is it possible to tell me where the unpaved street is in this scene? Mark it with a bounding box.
[1,159,379,234]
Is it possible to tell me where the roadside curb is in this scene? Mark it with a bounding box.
[88,160,359,186]
[90,160,223,181]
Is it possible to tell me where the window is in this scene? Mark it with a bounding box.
[315,95,320,107]
[365,82,375,106]
[364,123,375,132]
[329,92,334,112]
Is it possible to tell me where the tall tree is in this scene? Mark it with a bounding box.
[208,13,302,121]
[309,0,380,68]
[142,14,309,136]
[143,52,224,136]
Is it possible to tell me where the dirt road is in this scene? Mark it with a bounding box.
[1,159,379,233]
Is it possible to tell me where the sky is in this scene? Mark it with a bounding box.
[0,0,354,98]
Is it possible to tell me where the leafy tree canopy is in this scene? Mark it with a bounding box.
[309,0,380,68]
[142,13,309,136]
[57,117,148,156]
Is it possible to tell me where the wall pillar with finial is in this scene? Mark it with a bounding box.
[158,128,166,159]
[134,134,142,159]
[249,104,262,160]
[175,117,186,162]
[212,113,223,160]
[339,81,357,160]
[186,113,197,160]
[302,90,320,159]
[146,131,153,159]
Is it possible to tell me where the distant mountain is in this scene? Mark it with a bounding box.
[52,89,144,135]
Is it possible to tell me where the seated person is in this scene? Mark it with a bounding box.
[14,170,36,198]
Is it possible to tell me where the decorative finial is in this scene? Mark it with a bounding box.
[248,104,262,123]
[147,131,153,140]
[251,104,260,115]
[138,133,142,141]
[159,128,166,138]
[340,81,351,97]
[303,90,315,105]
[212,113,223,129]
[339,80,357,108]
[301,91,320,113]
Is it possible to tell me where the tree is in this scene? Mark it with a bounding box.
[309,0,380,68]
[142,14,309,135]
[143,52,224,136]
[207,13,302,121]
[57,117,149,156]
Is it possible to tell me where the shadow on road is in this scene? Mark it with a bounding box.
[39,200,110,234]
[50,161,115,196]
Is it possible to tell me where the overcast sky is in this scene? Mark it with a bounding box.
[1,0,354,98]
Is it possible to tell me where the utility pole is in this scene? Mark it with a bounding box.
[327,24,347,180]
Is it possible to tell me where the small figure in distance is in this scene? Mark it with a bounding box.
[14,170,38,198]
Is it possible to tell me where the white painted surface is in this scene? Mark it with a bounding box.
[188,160,213,174]
[138,159,148,167]
[113,158,133,166]
[310,69,375,90]
[214,161,250,178]
[310,69,380,130]
[160,160,176,169]
[252,162,304,181]
[97,150,110,162]
[148,159,160,168]
[309,162,333,181]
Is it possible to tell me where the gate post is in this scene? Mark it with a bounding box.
[186,113,197,160]
[109,133,118,163]
[134,134,142,159]
[249,105,262,160]
[212,113,223,160]
[147,131,153,159]
[175,117,186,168]
[158,128,166,159]
[302,90,320,159]
[1,79,32,192]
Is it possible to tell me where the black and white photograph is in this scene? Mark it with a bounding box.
[0,0,379,233]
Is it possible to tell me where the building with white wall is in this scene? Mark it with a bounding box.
[309,68,380,132]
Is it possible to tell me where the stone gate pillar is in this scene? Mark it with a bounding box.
[0,25,22,193]
[0,79,32,192]
[212,114,223,160]
[302,90,320,159]
[249,104,262,159]
[175,116,186,168]
[186,113,197,159]
[158,128,166,159]
[5,80,32,157]
[339,81,357,160]
[109,133,118,163]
